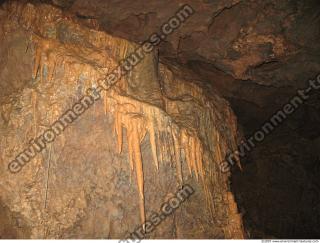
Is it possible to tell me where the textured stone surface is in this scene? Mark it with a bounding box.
[0,1,244,239]
[1,0,320,239]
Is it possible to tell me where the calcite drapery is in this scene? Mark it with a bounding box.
[0,1,244,239]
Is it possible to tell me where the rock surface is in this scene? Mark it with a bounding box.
[1,0,320,239]
[0,1,244,239]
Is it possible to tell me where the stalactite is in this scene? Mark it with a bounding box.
[195,140,204,182]
[131,121,145,227]
[104,90,214,227]
[148,119,159,171]
[182,131,193,177]
[114,111,123,154]
[173,132,183,184]
[190,136,199,181]
[33,44,42,80]
[46,51,57,82]
[32,38,59,83]
[126,123,134,172]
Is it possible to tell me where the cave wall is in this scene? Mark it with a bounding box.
[1,0,319,239]
[0,1,244,239]
[59,0,320,238]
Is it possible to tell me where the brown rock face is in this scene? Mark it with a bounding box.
[1,0,320,239]
[0,1,244,239]
[63,0,319,238]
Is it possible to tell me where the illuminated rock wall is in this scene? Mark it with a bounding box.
[0,1,244,239]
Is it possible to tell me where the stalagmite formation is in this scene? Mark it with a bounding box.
[0,1,244,239]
